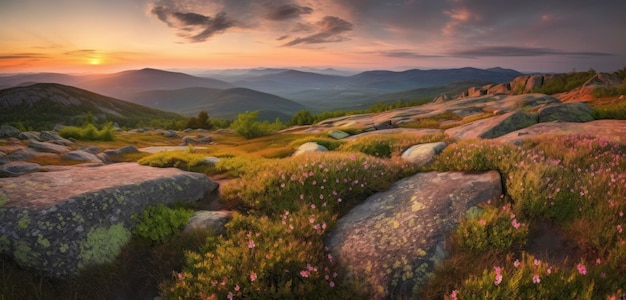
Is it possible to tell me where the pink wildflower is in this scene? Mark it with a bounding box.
[512,219,521,229]
[329,281,335,287]
[311,204,316,209]
[300,270,310,278]
[250,272,257,282]
[513,259,520,268]
[227,292,234,300]
[577,263,587,275]
[532,274,540,284]
[534,259,540,266]
[478,219,486,226]
[248,240,255,249]
[177,272,185,280]
[450,290,458,300]
[235,284,240,291]
[618,225,623,233]
[547,267,552,275]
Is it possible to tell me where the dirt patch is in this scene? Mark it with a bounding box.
[527,221,582,266]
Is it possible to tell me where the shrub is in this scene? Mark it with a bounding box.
[132,204,194,244]
[231,111,283,139]
[532,70,596,95]
[137,150,209,171]
[455,203,528,253]
[592,100,626,120]
[58,122,116,141]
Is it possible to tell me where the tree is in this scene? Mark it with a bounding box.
[186,111,213,129]
[287,109,314,126]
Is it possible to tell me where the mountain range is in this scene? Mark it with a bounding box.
[0,83,184,130]
[0,66,524,122]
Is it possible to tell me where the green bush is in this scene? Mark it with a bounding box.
[455,204,528,253]
[592,100,626,120]
[532,70,596,95]
[137,151,209,171]
[58,122,116,141]
[132,204,194,244]
[231,111,284,139]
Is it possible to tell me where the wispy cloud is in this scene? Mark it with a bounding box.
[266,4,313,21]
[0,53,48,60]
[283,16,353,47]
[150,4,235,43]
[376,50,445,59]
[451,46,614,58]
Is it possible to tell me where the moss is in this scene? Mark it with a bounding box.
[0,235,9,252]
[17,215,31,229]
[37,235,50,248]
[59,243,69,253]
[78,223,131,269]
[13,241,34,265]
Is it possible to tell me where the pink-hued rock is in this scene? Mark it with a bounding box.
[494,120,626,144]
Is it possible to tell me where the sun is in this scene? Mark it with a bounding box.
[88,57,101,65]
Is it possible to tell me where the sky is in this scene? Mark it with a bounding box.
[1,0,625,74]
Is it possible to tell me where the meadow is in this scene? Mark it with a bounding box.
[3,123,626,299]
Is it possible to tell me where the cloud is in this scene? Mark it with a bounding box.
[266,4,313,21]
[377,50,445,59]
[283,16,353,47]
[451,46,614,58]
[150,4,235,43]
[0,53,47,60]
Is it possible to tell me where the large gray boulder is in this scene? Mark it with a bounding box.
[538,102,594,123]
[0,125,20,138]
[180,136,199,146]
[326,171,502,299]
[17,132,41,142]
[184,211,233,234]
[28,141,69,154]
[39,131,72,146]
[0,161,41,177]
[0,163,218,278]
[293,142,328,157]
[401,142,447,167]
[445,111,538,140]
[103,145,139,157]
[328,130,350,140]
[62,150,103,163]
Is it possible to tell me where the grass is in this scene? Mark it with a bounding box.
[3,124,626,298]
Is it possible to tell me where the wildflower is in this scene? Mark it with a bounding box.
[532,274,540,284]
[512,219,521,229]
[577,263,587,275]
[337,198,342,203]
[534,259,540,266]
[450,290,458,300]
[250,272,257,282]
[547,267,552,275]
[311,204,316,209]
[177,272,185,280]
[235,284,240,291]
[300,270,310,278]
[300,194,304,200]
[349,155,355,161]
[319,194,324,200]
[227,292,234,300]
[329,281,335,287]
[478,219,486,226]
[513,259,520,268]
[325,274,330,280]
[596,258,602,265]
[248,240,256,249]
[618,224,623,233]
[494,266,503,286]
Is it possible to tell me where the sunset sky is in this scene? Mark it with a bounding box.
[1,0,625,74]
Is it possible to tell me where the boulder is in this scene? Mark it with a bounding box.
[445,111,538,140]
[495,120,626,144]
[200,157,220,167]
[184,211,233,234]
[180,136,199,146]
[0,125,20,138]
[328,130,350,140]
[62,150,103,163]
[467,86,486,97]
[78,146,102,155]
[538,102,594,123]
[164,130,179,138]
[197,135,213,143]
[525,74,544,92]
[39,131,73,146]
[28,141,69,154]
[0,161,41,177]
[401,142,447,167]
[293,142,329,157]
[373,121,394,130]
[487,83,511,95]
[326,171,502,299]
[0,162,218,278]
[17,132,41,142]
[103,145,140,157]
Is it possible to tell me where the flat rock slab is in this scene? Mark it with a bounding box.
[495,120,626,144]
[0,163,218,278]
[344,128,443,141]
[326,171,502,299]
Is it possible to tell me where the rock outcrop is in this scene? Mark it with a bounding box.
[293,142,328,157]
[326,171,502,299]
[401,142,447,167]
[0,163,218,278]
[537,102,594,123]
